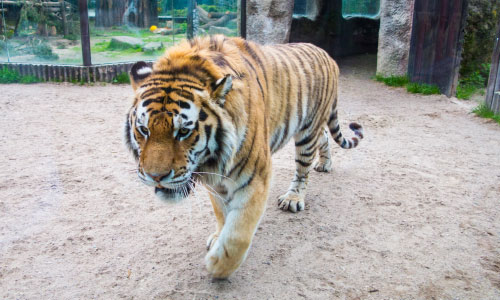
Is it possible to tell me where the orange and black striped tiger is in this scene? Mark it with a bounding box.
[124,35,363,278]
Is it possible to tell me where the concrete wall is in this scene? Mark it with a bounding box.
[246,0,294,44]
[376,0,415,76]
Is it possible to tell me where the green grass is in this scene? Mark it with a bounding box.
[374,74,409,87]
[375,74,440,95]
[113,72,130,84]
[472,103,500,125]
[0,67,41,84]
[456,84,477,100]
[406,82,440,95]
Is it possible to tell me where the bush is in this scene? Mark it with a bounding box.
[0,68,41,84]
[33,43,59,60]
[460,0,500,79]
[113,72,130,84]
[19,75,41,84]
[456,84,477,100]
[0,67,21,83]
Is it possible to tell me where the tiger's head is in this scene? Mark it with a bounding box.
[124,47,237,202]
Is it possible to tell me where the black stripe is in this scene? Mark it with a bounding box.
[142,98,164,106]
[295,159,312,168]
[243,41,268,88]
[233,165,257,194]
[295,134,314,147]
[331,124,340,134]
[272,49,292,150]
[285,47,304,127]
[199,109,208,121]
[149,75,204,87]
[241,55,265,100]
[177,101,191,109]
[328,111,338,124]
[300,149,316,158]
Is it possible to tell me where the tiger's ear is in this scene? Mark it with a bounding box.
[130,61,152,91]
[211,75,232,106]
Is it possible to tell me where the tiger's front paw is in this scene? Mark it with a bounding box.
[278,192,305,213]
[206,231,220,251]
[205,239,242,279]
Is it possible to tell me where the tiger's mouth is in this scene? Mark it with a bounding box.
[154,181,194,203]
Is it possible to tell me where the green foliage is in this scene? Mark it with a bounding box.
[0,67,21,83]
[113,72,130,84]
[173,8,187,17]
[374,74,409,87]
[460,0,500,79]
[406,83,440,95]
[456,84,477,100]
[0,67,41,84]
[456,63,490,99]
[199,4,220,12]
[64,34,79,41]
[472,103,500,124]
[19,75,41,84]
[33,43,59,60]
[107,39,142,51]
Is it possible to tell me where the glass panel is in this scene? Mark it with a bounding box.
[342,0,380,20]
[87,0,239,65]
[88,0,170,64]
[0,0,83,65]
[195,0,238,37]
[1,0,240,66]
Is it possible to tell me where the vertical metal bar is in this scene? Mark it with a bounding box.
[78,0,92,66]
[240,0,246,39]
[187,0,194,39]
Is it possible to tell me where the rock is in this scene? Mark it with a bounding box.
[143,42,163,52]
[376,0,415,76]
[246,0,294,44]
[109,36,144,49]
[207,26,234,36]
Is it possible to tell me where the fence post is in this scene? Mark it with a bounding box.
[78,0,92,66]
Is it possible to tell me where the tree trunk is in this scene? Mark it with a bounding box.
[95,0,127,27]
[133,0,158,28]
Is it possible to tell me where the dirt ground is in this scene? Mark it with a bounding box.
[1,55,500,300]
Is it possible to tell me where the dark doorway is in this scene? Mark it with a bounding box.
[289,0,380,59]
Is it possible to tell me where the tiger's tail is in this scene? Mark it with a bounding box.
[327,108,364,149]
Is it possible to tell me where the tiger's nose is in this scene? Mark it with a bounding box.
[146,170,174,182]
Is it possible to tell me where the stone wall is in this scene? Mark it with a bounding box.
[246,0,294,44]
[376,0,415,76]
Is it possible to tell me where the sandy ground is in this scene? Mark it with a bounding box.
[1,55,500,300]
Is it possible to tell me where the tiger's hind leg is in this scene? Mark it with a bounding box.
[278,129,322,213]
[314,128,332,172]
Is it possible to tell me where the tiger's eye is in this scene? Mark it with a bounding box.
[138,126,149,136]
[179,128,190,135]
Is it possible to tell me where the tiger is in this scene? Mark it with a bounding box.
[124,35,363,278]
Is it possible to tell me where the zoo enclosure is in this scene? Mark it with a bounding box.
[0,0,244,82]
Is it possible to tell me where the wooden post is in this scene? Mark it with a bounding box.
[485,19,500,115]
[60,0,68,36]
[240,0,246,38]
[187,0,194,39]
[78,0,92,66]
